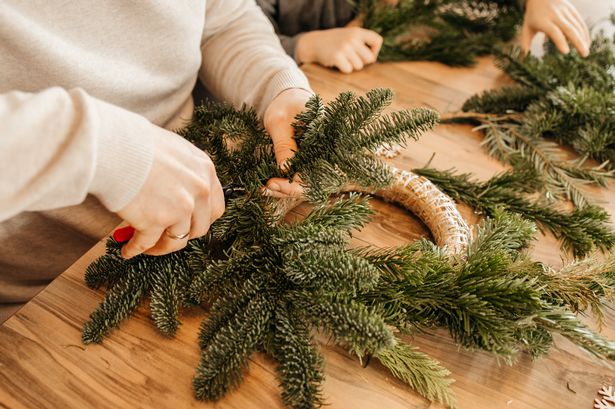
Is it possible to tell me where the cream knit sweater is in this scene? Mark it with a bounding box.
[0,0,311,221]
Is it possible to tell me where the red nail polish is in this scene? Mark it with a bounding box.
[113,226,135,243]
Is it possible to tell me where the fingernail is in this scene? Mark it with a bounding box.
[268,182,281,192]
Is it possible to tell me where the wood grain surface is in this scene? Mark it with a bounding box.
[1,59,614,409]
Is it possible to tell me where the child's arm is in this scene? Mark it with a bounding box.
[255,0,304,61]
[256,0,381,73]
[295,27,383,73]
[521,0,590,56]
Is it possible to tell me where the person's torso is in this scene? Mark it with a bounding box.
[0,1,206,127]
[276,0,357,35]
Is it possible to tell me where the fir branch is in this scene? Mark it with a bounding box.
[83,240,198,342]
[536,309,615,361]
[462,85,541,114]
[149,264,181,336]
[272,304,325,409]
[282,248,380,295]
[467,209,535,257]
[413,167,615,257]
[84,252,125,290]
[300,193,373,231]
[361,213,615,364]
[82,269,148,344]
[307,296,395,356]
[514,327,553,359]
[288,89,438,202]
[456,37,615,206]
[376,341,456,408]
[359,0,522,66]
[479,119,610,207]
[534,255,615,326]
[197,284,256,350]
[193,294,274,401]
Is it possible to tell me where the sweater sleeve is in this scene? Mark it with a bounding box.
[254,0,303,60]
[0,87,155,221]
[200,0,312,117]
[518,0,525,10]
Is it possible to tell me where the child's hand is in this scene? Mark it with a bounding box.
[295,27,383,73]
[521,0,590,57]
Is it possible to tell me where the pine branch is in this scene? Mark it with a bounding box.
[83,240,198,341]
[282,248,380,295]
[467,208,535,257]
[300,193,373,231]
[84,252,125,289]
[359,0,522,66]
[361,213,615,364]
[462,85,541,114]
[534,255,615,327]
[82,270,148,344]
[456,38,615,207]
[288,89,438,202]
[514,327,553,359]
[149,264,181,336]
[536,309,615,361]
[307,296,395,356]
[376,341,456,408]
[272,304,324,409]
[479,119,610,207]
[414,167,615,257]
[197,284,256,350]
[193,294,274,401]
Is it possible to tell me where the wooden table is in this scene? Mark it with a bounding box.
[1,60,614,409]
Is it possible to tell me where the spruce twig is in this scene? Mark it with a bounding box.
[360,212,615,365]
[358,0,522,66]
[453,35,615,206]
[377,341,456,408]
[414,167,615,257]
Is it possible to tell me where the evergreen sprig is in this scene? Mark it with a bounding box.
[414,167,615,257]
[359,0,522,66]
[83,90,440,409]
[190,193,395,408]
[82,237,198,343]
[287,89,438,202]
[376,341,456,407]
[359,211,615,364]
[452,34,615,206]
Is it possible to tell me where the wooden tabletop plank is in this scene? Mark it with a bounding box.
[1,60,614,409]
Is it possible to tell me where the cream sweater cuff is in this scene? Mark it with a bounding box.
[258,68,313,117]
[89,99,155,212]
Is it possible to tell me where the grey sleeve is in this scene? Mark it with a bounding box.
[278,34,303,61]
[517,0,525,11]
[255,0,302,60]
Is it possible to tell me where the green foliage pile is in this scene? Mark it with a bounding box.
[359,0,522,66]
[455,35,615,207]
[82,90,615,409]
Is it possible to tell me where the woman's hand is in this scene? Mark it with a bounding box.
[117,127,225,259]
[262,88,313,198]
[521,0,590,57]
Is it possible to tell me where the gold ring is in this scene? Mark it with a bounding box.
[165,230,190,240]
